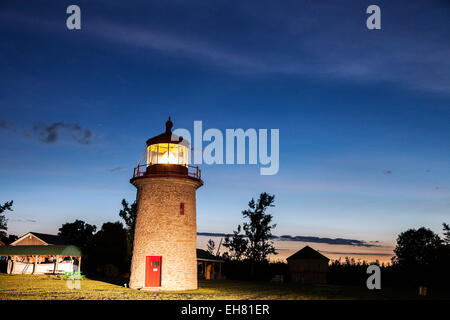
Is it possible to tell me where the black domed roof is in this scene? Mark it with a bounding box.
[145,117,188,147]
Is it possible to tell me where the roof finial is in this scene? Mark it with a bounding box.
[165,116,173,133]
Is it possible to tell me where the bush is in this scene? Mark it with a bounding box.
[222,260,288,281]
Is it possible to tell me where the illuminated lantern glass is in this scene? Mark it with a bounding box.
[147,143,189,166]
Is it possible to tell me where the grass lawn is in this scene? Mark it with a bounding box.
[0,273,446,300]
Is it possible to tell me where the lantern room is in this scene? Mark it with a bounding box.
[147,143,188,166]
[132,117,201,180]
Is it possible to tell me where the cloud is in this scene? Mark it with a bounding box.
[0,119,15,131]
[109,166,126,173]
[2,2,449,94]
[78,129,93,145]
[321,251,393,257]
[90,21,268,74]
[10,218,37,223]
[33,122,93,145]
[197,232,379,247]
[276,235,379,247]
[84,2,450,95]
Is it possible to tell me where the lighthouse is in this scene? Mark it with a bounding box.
[129,118,203,290]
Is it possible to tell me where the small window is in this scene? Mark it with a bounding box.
[180,202,185,215]
[151,261,160,267]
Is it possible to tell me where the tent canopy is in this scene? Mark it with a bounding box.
[0,245,82,257]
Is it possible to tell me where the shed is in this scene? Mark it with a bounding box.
[196,249,224,280]
[286,246,330,284]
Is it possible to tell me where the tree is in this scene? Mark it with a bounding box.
[393,227,442,271]
[58,220,97,271]
[0,201,13,239]
[119,199,137,232]
[90,221,129,275]
[119,199,137,267]
[223,192,277,263]
[440,223,450,284]
[443,223,450,245]
[119,199,137,245]
[0,201,13,214]
[223,225,248,261]
[242,192,277,263]
[58,219,97,249]
[1,234,18,245]
[393,226,450,286]
[207,239,216,255]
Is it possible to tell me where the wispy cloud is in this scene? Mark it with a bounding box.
[84,2,450,94]
[10,218,37,223]
[3,2,449,94]
[1,119,94,146]
[33,122,93,145]
[0,119,15,130]
[197,232,380,247]
[321,250,393,257]
[91,21,269,73]
[276,235,379,247]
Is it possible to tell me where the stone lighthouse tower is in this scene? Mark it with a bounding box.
[129,118,203,290]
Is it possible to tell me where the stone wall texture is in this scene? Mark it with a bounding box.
[129,176,202,290]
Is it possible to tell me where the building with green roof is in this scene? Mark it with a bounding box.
[0,232,82,275]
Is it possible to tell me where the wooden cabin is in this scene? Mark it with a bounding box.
[287,246,330,284]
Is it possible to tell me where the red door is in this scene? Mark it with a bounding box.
[145,256,162,287]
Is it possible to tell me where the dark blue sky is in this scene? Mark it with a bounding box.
[1,1,449,252]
